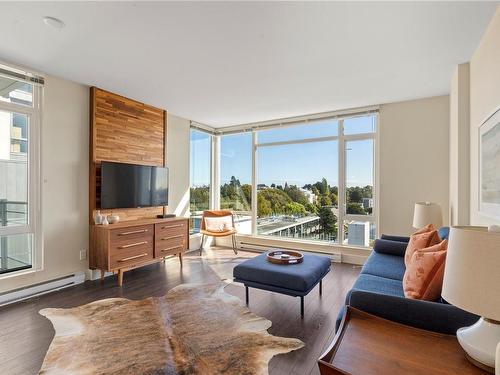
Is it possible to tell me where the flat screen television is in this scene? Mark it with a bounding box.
[100,161,168,209]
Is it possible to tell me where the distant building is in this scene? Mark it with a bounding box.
[362,198,373,209]
[257,184,268,190]
[300,188,316,204]
[347,221,370,247]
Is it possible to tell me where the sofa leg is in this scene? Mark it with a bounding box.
[319,279,323,296]
[245,286,249,306]
[300,296,304,319]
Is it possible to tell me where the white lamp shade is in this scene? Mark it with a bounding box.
[412,202,443,229]
[442,226,500,321]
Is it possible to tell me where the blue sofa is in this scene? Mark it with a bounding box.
[336,227,479,335]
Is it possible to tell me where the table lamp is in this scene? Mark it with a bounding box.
[442,226,500,372]
[413,202,443,229]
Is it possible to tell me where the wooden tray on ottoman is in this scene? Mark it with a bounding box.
[267,250,304,265]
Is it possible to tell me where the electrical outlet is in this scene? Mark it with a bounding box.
[80,250,87,261]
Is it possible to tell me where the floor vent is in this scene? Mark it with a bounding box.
[0,272,85,307]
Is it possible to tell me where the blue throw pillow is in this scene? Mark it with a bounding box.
[438,226,450,240]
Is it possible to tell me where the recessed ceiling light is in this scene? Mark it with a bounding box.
[43,16,65,29]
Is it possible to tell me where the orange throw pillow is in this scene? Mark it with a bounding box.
[404,224,440,266]
[403,240,448,301]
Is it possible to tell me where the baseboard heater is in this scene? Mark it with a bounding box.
[0,272,85,307]
[238,241,341,263]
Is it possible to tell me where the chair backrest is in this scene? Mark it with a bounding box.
[201,210,234,231]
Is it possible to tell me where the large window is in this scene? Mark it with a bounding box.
[189,113,377,247]
[189,129,212,233]
[220,133,253,234]
[0,73,41,274]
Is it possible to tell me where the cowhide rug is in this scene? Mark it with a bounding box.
[39,283,304,375]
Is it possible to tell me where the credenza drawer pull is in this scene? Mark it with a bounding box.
[161,235,184,241]
[161,224,183,230]
[161,245,183,253]
[118,229,148,236]
[118,241,148,249]
[117,253,148,262]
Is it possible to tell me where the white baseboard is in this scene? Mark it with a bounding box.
[0,272,86,306]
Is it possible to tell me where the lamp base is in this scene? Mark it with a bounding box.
[457,317,500,373]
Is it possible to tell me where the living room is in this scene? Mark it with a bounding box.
[0,2,499,375]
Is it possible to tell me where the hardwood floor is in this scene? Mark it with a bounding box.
[0,248,360,375]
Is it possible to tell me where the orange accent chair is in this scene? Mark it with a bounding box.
[199,210,238,255]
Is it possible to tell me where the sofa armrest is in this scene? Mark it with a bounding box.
[372,239,407,257]
[347,290,479,335]
[380,234,410,243]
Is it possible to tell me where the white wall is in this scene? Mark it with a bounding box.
[166,113,190,218]
[378,95,450,236]
[0,77,194,293]
[469,5,500,227]
[1,75,89,293]
[449,63,470,226]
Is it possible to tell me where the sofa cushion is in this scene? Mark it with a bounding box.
[403,240,448,301]
[350,274,405,298]
[361,252,406,281]
[233,252,330,293]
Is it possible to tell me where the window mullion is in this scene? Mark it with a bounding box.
[212,135,220,210]
[338,119,346,245]
[251,131,258,236]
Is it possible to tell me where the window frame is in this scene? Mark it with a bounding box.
[190,111,378,248]
[0,78,42,277]
[188,128,214,235]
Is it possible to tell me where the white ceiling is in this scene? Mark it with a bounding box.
[0,2,497,127]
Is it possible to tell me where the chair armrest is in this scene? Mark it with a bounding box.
[380,234,410,243]
[347,290,479,335]
[372,239,407,256]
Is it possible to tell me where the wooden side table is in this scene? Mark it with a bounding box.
[318,306,489,375]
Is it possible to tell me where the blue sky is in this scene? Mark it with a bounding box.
[190,116,375,188]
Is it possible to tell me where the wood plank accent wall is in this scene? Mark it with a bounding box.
[89,87,167,223]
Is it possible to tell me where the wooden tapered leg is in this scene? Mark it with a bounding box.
[319,279,323,296]
[199,234,205,256]
[100,269,105,281]
[179,252,183,267]
[232,235,238,255]
[245,286,249,305]
[118,269,124,286]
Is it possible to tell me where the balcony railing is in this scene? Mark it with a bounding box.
[0,199,31,273]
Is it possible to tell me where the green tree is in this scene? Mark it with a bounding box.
[285,202,306,216]
[319,195,332,207]
[348,187,363,203]
[305,202,317,214]
[257,189,292,215]
[257,194,272,217]
[347,202,366,214]
[318,206,337,235]
[284,185,308,205]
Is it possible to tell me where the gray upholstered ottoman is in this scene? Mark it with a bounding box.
[233,252,331,318]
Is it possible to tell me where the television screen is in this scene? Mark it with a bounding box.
[100,161,168,209]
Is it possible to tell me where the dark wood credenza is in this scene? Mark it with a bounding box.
[90,217,189,286]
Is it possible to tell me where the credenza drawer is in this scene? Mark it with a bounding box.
[155,236,186,257]
[110,244,154,269]
[155,221,187,238]
[110,224,154,245]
